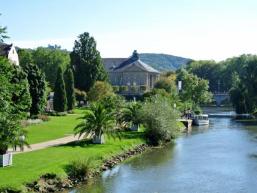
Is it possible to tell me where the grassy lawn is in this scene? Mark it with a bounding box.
[0,132,145,190]
[25,109,85,144]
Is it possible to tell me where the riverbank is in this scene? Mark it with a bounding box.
[26,144,150,193]
[0,132,145,193]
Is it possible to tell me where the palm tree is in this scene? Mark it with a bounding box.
[122,102,141,131]
[74,102,115,144]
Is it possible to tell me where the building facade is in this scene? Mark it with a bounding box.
[103,50,160,95]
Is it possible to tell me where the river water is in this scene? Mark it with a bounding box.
[69,108,257,193]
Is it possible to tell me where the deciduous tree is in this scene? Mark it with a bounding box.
[70,32,108,91]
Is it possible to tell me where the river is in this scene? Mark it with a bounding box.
[69,107,257,193]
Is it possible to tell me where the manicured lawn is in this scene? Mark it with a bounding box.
[25,109,85,144]
[0,132,145,191]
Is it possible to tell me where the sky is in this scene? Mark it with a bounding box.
[1,0,257,61]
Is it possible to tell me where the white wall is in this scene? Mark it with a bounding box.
[7,45,19,66]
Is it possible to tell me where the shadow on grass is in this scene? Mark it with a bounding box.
[53,131,145,150]
[120,131,145,139]
[58,138,93,148]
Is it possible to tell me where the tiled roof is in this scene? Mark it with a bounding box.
[0,43,12,57]
[102,58,126,72]
[103,50,160,73]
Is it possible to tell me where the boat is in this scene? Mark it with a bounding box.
[193,114,209,126]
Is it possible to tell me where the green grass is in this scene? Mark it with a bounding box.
[25,109,85,144]
[0,132,145,190]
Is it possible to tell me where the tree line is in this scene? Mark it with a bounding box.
[187,55,257,114]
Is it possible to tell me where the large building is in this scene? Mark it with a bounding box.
[0,43,19,66]
[103,50,160,95]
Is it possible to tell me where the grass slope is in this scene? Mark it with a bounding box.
[0,132,145,190]
[25,109,84,144]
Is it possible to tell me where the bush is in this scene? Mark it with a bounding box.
[112,86,119,93]
[75,88,87,102]
[140,85,148,92]
[139,96,180,146]
[47,111,67,116]
[119,86,128,92]
[66,159,91,181]
[87,81,114,102]
[37,114,50,122]
[130,86,137,93]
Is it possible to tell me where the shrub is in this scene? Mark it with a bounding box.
[119,86,128,92]
[112,86,120,93]
[75,88,87,102]
[47,111,67,116]
[130,85,137,93]
[37,114,50,122]
[66,159,91,181]
[140,85,148,92]
[139,96,180,146]
[87,81,114,102]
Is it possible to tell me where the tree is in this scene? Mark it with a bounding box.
[64,67,76,111]
[87,81,114,102]
[10,65,32,119]
[74,102,115,144]
[176,69,212,107]
[139,95,180,146]
[32,47,70,88]
[18,49,33,68]
[0,57,31,154]
[23,63,46,116]
[122,102,142,130]
[53,67,67,112]
[187,60,226,93]
[229,55,257,113]
[0,14,9,42]
[70,32,108,91]
[154,78,173,93]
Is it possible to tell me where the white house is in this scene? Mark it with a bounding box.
[0,43,19,66]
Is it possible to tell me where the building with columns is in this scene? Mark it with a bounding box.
[103,50,160,95]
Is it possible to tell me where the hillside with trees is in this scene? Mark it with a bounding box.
[139,53,192,71]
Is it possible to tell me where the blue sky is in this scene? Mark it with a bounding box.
[1,0,257,60]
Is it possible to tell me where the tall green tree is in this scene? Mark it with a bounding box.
[0,57,31,154]
[23,63,46,116]
[229,55,257,113]
[70,32,108,91]
[53,67,67,112]
[64,67,76,111]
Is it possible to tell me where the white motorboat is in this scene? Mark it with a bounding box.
[193,114,209,126]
